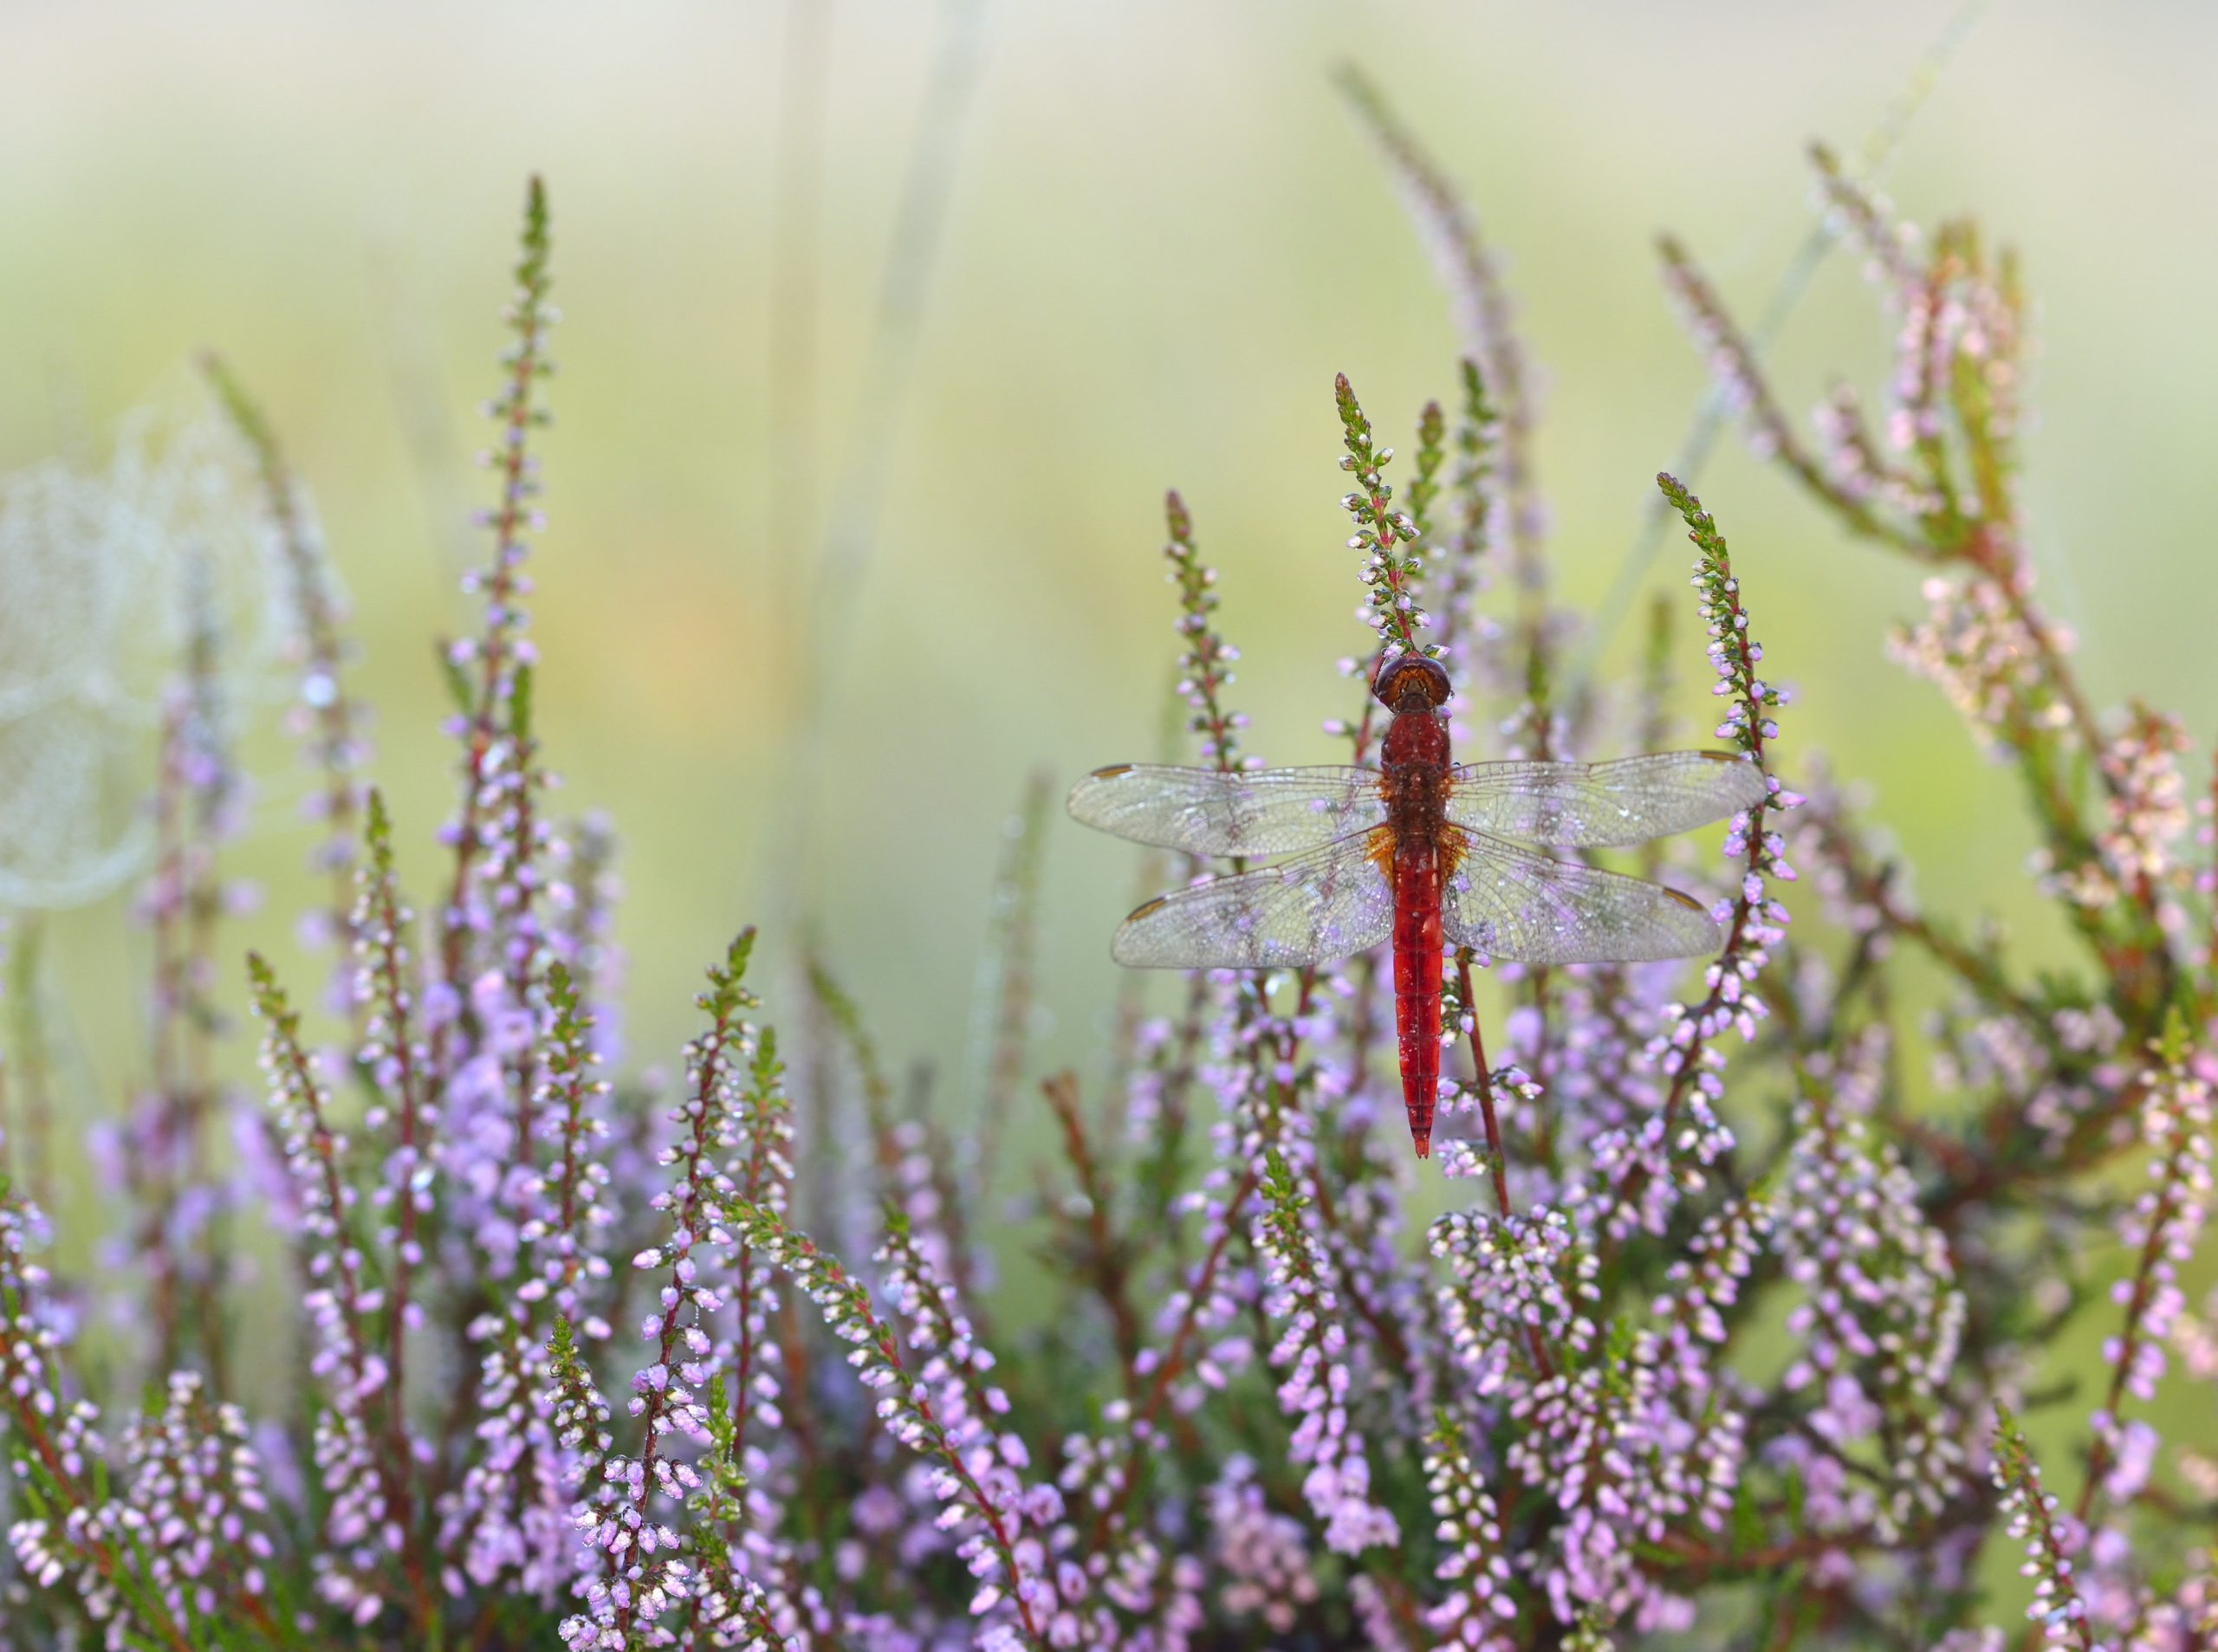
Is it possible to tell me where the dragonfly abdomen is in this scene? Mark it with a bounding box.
[1390,837,1443,1158]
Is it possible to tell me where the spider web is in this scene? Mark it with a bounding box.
[0,371,313,908]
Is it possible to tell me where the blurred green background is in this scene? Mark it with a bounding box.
[3,0,2215,1221]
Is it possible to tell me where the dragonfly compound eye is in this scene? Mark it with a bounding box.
[1372,652,1451,710]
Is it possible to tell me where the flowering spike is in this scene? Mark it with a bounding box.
[438,176,560,1005]
[1993,1407,2098,1652]
[1334,372,1432,662]
[202,351,367,961]
[1162,489,1248,773]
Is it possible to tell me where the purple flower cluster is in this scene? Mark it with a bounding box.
[249,952,403,1610]
[1253,1147,1399,1555]
[559,933,762,1649]
[1772,1034,1969,1542]
[1420,1412,1516,1649]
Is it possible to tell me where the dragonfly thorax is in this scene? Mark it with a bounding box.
[1379,663,1453,834]
[1380,701,1450,773]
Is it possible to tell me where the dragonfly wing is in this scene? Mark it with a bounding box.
[1445,751,1768,846]
[1442,827,1725,964]
[1111,834,1395,969]
[1068,764,1387,857]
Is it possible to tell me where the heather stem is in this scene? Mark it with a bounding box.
[1456,949,1513,1221]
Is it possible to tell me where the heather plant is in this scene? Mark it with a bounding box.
[1,98,2215,1652]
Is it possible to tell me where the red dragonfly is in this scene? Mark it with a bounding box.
[1069,653,1767,1157]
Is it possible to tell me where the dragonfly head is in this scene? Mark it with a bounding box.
[1372,651,1451,713]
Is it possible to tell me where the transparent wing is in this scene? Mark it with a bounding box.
[1068,763,1387,858]
[1443,828,1724,964]
[1445,751,1767,847]
[1111,835,1395,969]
